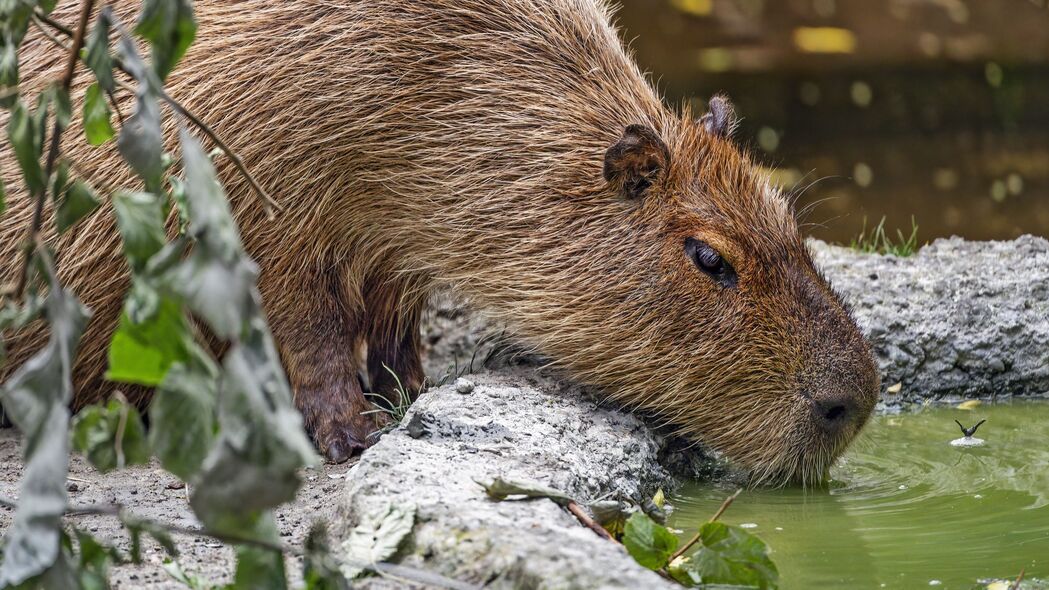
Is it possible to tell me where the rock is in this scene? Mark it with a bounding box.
[336,372,676,590]
[453,377,475,394]
[811,236,1049,401]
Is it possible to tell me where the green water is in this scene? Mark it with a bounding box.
[669,401,1049,589]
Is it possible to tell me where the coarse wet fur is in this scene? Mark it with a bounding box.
[0,0,879,484]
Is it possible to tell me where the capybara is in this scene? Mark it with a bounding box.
[1,0,879,484]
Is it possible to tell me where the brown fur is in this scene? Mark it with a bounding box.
[1,0,878,482]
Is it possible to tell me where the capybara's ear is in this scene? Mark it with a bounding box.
[603,124,671,200]
[700,94,736,138]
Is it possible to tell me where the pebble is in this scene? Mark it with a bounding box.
[454,377,475,394]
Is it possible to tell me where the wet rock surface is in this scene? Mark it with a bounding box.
[811,236,1049,402]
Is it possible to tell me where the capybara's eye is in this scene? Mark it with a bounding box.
[684,238,738,288]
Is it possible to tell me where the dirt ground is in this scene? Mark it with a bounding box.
[0,428,356,588]
[0,298,488,588]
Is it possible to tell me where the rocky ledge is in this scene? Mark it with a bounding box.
[338,237,1049,588]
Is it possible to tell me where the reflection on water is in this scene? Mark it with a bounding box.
[617,0,1049,243]
[669,401,1049,589]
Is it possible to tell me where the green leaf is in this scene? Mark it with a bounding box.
[149,361,217,480]
[55,180,100,233]
[6,100,45,194]
[111,191,166,271]
[0,261,89,586]
[339,503,416,579]
[122,515,179,563]
[53,87,71,130]
[75,530,121,590]
[135,0,197,81]
[71,399,151,473]
[685,522,779,589]
[50,160,69,203]
[230,519,285,590]
[622,512,679,571]
[83,83,114,145]
[106,295,195,387]
[303,524,351,590]
[162,559,209,590]
[0,176,6,215]
[83,8,115,93]
[1,38,17,108]
[115,34,164,191]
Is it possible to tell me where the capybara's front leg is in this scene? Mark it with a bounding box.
[366,307,426,409]
[272,274,378,463]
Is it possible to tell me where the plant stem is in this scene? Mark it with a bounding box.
[668,488,741,562]
[567,501,617,542]
[13,0,96,300]
[31,9,283,218]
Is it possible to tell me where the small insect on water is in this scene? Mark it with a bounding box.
[950,419,987,447]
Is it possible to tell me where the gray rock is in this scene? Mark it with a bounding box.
[336,372,676,590]
[812,236,1049,401]
[453,377,475,395]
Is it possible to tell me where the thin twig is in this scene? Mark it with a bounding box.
[668,488,741,562]
[33,8,283,217]
[13,0,95,299]
[1010,566,1026,590]
[112,391,129,469]
[567,501,617,542]
[0,496,479,590]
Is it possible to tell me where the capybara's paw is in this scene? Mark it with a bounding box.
[314,415,379,464]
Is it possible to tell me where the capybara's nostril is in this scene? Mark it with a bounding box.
[824,403,847,423]
[813,394,857,434]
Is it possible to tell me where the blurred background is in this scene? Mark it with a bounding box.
[617,0,1049,243]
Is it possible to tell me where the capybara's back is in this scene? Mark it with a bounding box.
[1,0,879,482]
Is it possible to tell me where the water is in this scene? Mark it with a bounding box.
[669,401,1049,589]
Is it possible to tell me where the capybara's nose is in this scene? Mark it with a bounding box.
[813,392,859,435]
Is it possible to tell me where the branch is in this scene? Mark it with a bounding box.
[0,496,479,590]
[33,8,283,218]
[668,488,741,562]
[13,0,96,299]
[567,501,617,542]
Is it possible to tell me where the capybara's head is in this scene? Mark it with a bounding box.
[547,95,879,485]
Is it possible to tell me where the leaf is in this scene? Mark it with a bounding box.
[53,87,71,130]
[149,361,217,480]
[162,559,209,590]
[106,295,197,387]
[6,100,45,194]
[189,335,319,531]
[1,38,18,108]
[55,180,100,233]
[229,515,285,590]
[83,83,114,145]
[122,515,178,563]
[685,522,779,589]
[0,176,6,215]
[477,477,574,506]
[50,160,69,203]
[71,399,151,473]
[135,0,197,81]
[0,262,89,586]
[84,8,115,93]
[303,524,351,590]
[339,503,416,579]
[111,191,166,271]
[116,34,164,191]
[178,128,242,262]
[589,500,630,539]
[622,512,678,571]
[75,530,122,590]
